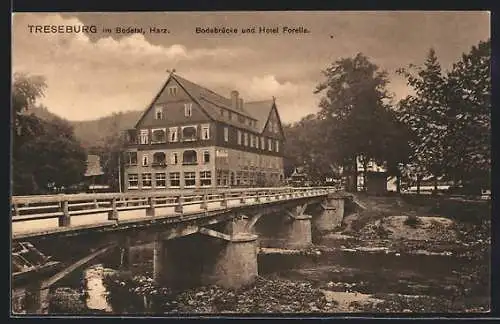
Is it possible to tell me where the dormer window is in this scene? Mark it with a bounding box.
[184,103,192,117]
[155,106,163,120]
[168,86,178,96]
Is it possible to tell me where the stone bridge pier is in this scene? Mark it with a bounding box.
[152,214,260,290]
[150,193,351,290]
[313,193,348,232]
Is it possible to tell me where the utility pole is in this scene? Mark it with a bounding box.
[118,153,122,193]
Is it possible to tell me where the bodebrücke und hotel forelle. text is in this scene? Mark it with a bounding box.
[195,26,311,34]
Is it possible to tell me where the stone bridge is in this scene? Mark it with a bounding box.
[11,187,352,314]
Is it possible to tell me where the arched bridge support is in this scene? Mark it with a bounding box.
[313,192,351,232]
[152,213,260,290]
[283,204,313,250]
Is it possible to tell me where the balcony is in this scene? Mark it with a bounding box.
[181,126,198,142]
[182,150,198,166]
[152,162,167,168]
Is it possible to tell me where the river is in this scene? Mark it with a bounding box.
[25,228,489,315]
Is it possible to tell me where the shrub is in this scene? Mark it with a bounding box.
[404,215,422,228]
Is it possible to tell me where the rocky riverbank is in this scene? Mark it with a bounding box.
[46,194,490,315]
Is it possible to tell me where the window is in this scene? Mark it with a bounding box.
[200,171,211,186]
[250,135,255,148]
[228,111,232,120]
[155,106,163,120]
[184,103,192,117]
[142,154,149,166]
[238,115,245,123]
[220,108,225,116]
[268,138,272,151]
[203,151,210,163]
[169,127,178,142]
[140,129,149,145]
[168,86,177,96]
[182,150,197,165]
[142,173,152,188]
[155,173,166,188]
[248,118,252,126]
[128,174,138,189]
[181,126,197,141]
[171,152,178,165]
[255,137,259,149]
[169,172,180,187]
[275,140,280,153]
[124,152,137,166]
[151,128,166,143]
[237,130,242,145]
[152,152,166,166]
[261,137,265,150]
[184,172,196,187]
[201,124,210,140]
[244,133,248,146]
[224,127,229,142]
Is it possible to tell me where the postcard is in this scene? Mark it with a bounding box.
[11,11,491,316]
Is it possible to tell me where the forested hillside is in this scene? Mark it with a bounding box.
[30,106,142,148]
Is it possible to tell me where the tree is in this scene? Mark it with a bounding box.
[445,39,491,190]
[315,53,407,191]
[283,114,340,182]
[98,113,128,192]
[397,41,491,193]
[12,73,87,195]
[397,48,449,193]
[13,117,87,194]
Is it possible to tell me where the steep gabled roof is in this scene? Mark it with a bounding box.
[172,74,256,119]
[244,100,275,133]
[135,72,279,134]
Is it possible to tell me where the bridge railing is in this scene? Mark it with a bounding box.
[11,187,337,230]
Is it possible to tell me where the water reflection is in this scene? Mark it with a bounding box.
[83,265,113,313]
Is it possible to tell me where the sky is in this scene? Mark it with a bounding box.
[12,11,490,124]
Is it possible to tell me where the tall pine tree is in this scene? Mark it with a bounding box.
[397,48,449,192]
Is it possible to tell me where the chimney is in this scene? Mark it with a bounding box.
[239,98,244,110]
[231,90,239,110]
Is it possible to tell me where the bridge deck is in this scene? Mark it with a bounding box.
[11,187,337,239]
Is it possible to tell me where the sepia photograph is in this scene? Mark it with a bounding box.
[11,11,491,316]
